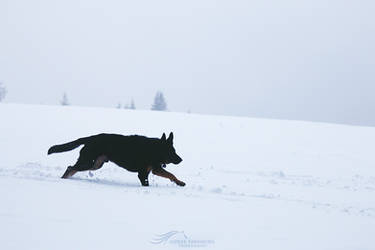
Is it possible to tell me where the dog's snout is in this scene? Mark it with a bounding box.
[173,155,183,164]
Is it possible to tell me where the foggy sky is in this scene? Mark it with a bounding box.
[1,0,374,126]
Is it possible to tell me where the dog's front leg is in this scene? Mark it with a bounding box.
[152,167,186,186]
[138,167,152,186]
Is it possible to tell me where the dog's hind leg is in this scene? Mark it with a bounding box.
[61,146,95,179]
[62,155,108,179]
[61,161,94,179]
[90,155,109,170]
[61,166,78,179]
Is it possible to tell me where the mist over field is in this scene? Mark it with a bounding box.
[1,2,375,249]
[1,0,374,126]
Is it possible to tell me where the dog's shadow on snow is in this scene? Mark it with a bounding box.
[69,177,179,189]
[69,177,141,188]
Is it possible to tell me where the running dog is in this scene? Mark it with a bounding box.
[47,132,185,186]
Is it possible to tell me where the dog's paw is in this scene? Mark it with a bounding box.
[176,180,186,187]
[140,178,150,186]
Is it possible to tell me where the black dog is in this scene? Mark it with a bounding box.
[48,132,185,186]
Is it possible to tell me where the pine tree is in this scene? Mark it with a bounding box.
[61,92,69,106]
[123,99,136,110]
[0,82,6,102]
[116,103,122,109]
[130,99,136,110]
[151,91,167,111]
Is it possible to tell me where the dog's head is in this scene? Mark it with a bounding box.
[160,132,183,165]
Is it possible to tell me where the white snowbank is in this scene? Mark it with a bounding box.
[0,103,374,250]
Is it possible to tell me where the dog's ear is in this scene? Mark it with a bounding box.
[161,133,167,141]
[167,132,174,144]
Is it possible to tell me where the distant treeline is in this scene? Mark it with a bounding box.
[61,91,168,111]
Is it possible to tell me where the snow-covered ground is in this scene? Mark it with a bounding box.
[0,103,374,250]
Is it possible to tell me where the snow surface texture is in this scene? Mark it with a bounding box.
[0,103,374,250]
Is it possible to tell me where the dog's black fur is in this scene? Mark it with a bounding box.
[48,132,185,186]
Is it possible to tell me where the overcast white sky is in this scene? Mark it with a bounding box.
[0,0,374,126]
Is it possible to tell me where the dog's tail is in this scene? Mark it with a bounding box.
[48,137,90,155]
